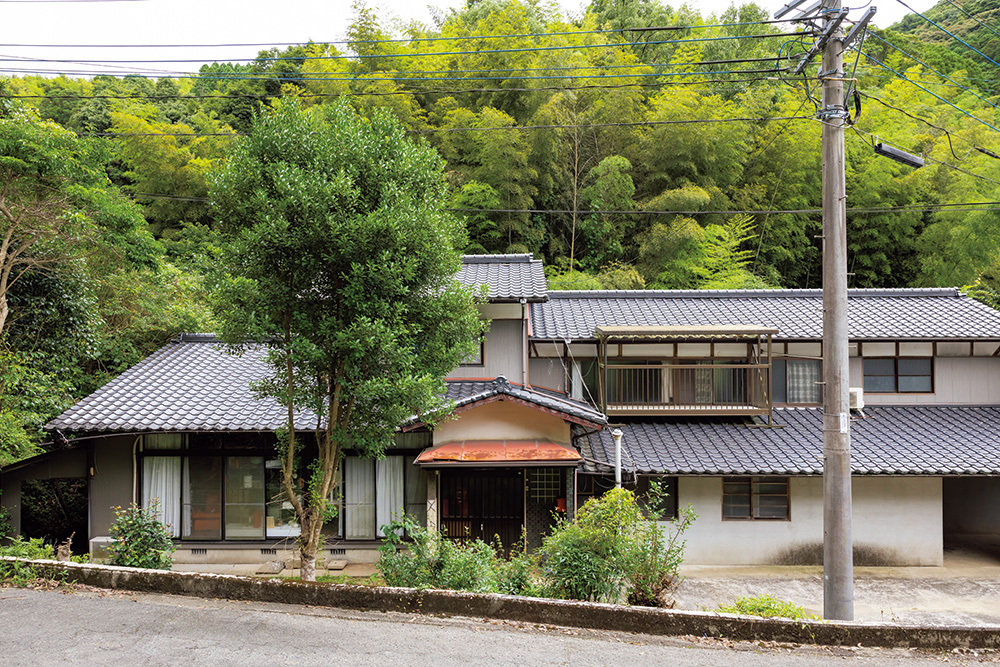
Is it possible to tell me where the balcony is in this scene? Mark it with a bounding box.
[594,325,777,419]
[603,362,771,416]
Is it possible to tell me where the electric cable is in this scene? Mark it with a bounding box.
[862,30,1000,115]
[860,50,1000,133]
[893,0,1000,70]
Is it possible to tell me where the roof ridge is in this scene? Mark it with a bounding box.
[461,253,537,264]
[546,288,962,299]
[176,333,221,343]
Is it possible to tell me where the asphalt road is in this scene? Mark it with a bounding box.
[1,586,997,666]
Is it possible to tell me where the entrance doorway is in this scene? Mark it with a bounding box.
[440,470,524,551]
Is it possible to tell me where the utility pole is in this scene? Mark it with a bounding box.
[775,0,872,621]
[819,0,854,621]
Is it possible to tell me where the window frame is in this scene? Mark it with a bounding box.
[771,358,823,406]
[862,357,934,394]
[722,476,790,521]
[341,452,428,540]
[141,451,297,542]
[634,475,679,520]
[459,337,485,367]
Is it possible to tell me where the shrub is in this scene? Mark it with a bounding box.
[624,482,696,607]
[107,501,175,570]
[377,514,533,595]
[0,536,54,560]
[718,594,808,619]
[0,536,55,584]
[537,486,695,607]
[0,491,11,540]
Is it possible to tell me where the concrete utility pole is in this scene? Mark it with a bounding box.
[819,0,854,621]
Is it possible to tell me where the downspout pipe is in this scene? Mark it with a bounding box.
[611,428,623,488]
[521,298,528,387]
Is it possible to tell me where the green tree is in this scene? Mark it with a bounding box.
[0,104,159,338]
[694,214,772,289]
[210,99,483,581]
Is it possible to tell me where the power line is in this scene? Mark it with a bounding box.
[129,191,1000,214]
[850,126,1000,188]
[8,75,783,100]
[862,30,1000,115]
[893,0,1000,70]
[859,91,963,161]
[0,20,805,49]
[0,32,807,66]
[80,115,813,139]
[944,0,1000,42]
[860,50,1000,134]
[0,78,774,101]
[0,65,787,84]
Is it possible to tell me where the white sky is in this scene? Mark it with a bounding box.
[0,0,937,78]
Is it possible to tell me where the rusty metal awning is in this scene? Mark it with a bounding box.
[594,325,778,341]
[414,440,583,468]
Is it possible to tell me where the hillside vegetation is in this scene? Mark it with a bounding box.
[1,0,999,459]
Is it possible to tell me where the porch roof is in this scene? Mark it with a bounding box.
[412,377,607,428]
[575,406,1000,476]
[415,439,582,467]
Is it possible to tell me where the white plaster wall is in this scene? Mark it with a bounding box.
[678,476,942,566]
[447,319,524,381]
[849,357,1000,405]
[433,400,571,445]
[528,357,566,393]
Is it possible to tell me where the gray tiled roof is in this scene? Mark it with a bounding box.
[576,406,1000,476]
[532,288,1000,340]
[458,254,548,302]
[46,335,318,433]
[444,377,607,426]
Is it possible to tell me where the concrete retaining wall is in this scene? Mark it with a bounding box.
[3,557,997,650]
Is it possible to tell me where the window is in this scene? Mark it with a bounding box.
[460,337,484,366]
[772,359,821,404]
[344,455,428,539]
[140,434,428,542]
[723,477,789,520]
[863,358,933,393]
[635,476,678,520]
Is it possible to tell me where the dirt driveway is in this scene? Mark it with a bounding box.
[675,544,1000,625]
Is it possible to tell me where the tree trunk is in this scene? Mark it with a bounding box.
[300,549,317,581]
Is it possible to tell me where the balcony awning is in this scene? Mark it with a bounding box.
[594,325,778,341]
[415,440,583,468]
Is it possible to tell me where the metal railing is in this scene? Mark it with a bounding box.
[603,363,771,415]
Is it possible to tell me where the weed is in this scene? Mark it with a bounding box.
[717,594,810,619]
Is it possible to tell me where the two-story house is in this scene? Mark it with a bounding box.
[4,254,1000,567]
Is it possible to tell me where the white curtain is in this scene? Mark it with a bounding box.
[142,456,181,537]
[376,456,404,537]
[787,360,821,403]
[345,457,375,539]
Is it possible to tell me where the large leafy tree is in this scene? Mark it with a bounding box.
[210,98,483,581]
[0,104,160,461]
[0,104,160,337]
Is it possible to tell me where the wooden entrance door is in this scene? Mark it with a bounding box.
[439,470,524,551]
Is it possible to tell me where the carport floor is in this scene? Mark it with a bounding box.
[676,544,1000,625]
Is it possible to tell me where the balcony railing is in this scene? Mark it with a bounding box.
[602,363,771,416]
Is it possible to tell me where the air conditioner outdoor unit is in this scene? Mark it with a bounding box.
[849,387,864,410]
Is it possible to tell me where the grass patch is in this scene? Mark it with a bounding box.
[315,573,383,586]
[717,594,810,619]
